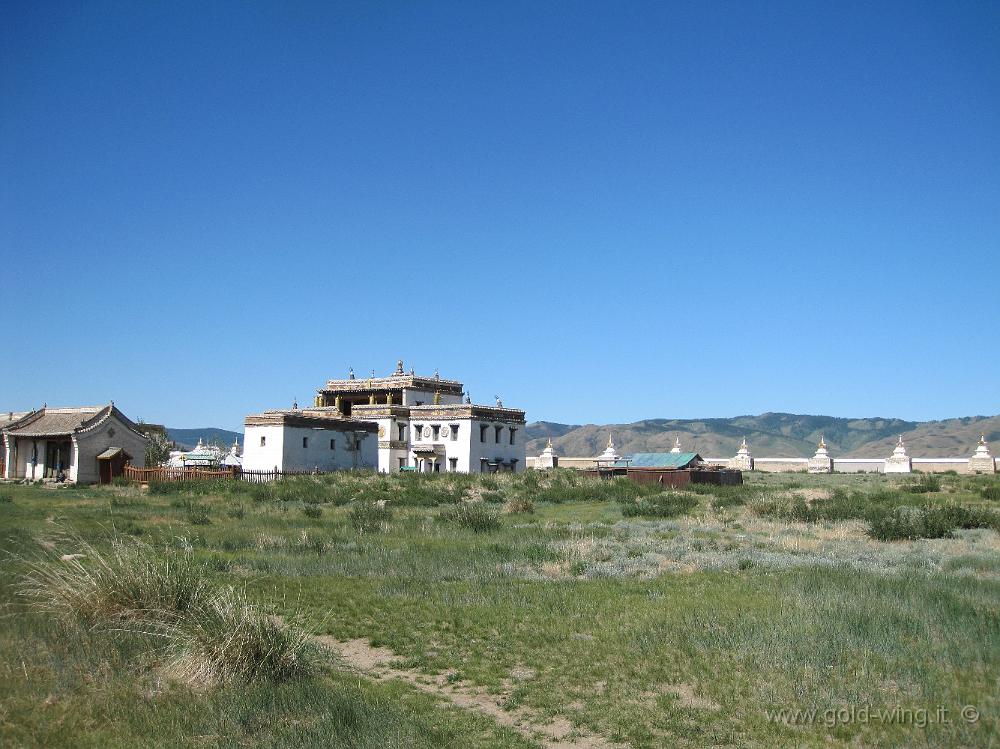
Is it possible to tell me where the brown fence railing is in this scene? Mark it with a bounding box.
[122,465,330,484]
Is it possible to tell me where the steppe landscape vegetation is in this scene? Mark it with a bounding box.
[1,469,998,747]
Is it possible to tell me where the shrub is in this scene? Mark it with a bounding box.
[0,490,13,504]
[621,491,699,519]
[438,502,502,532]
[867,503,1000,541]
[302,504,322,519]
[503,497,535,514]
[481,491,506,504]
[349,501,392,532]
[226,503,246,519]
[982,485,1000,501]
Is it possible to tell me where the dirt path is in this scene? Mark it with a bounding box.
[313,635,622,749]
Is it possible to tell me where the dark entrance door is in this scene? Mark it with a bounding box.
[45,441,71,479]
[97,449,130,484]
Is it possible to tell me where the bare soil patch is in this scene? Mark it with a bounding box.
[315,635,621,749]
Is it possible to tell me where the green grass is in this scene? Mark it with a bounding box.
[1,471,998,748]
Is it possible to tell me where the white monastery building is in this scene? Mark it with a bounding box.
[2,404,149,484]
[242,360,527,474]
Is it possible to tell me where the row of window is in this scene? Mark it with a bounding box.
[258,436,346,450]
[408,423,517,445]
[411,424,460,442]
[481,424,517,445]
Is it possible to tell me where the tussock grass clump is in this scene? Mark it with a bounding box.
[349,501,392,532]
[19,536,210,624]
[438,502,502,532]
[621,491,700,519]
[18,534,314,685]
[166,588,315,685]
[503,497,535,514]
[0,490,13,504]
[982,485,1000,501]
[301,504,322,519]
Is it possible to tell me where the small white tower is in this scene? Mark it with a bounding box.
[670,436,682,454]
[534,438,559,470]
[969,435,996,474]
[807,436,833,474]
[884,435,912,473]
[598,434,621,464]
[729,437,754,471]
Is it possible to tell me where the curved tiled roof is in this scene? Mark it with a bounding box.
[3,404,150,440]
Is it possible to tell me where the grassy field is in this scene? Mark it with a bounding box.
[1,469,998,748]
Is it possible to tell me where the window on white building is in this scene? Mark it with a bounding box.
[480,424,487,443]
[260,436,266,447]
[449,457,458,472]
[494,425,502,443]
[398,457,406,470]
[302,437,308,448]
[330,438,335,450]
[414,424,422,441]
[398,424,406,441]
[432,425,440,440]
[450,424,459,441]
[509,427,516,445]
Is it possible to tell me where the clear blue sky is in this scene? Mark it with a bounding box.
[2,1,998,431]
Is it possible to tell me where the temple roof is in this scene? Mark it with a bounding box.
[319,374,464,394]
[3,404,149,440]
[245,409,378,431]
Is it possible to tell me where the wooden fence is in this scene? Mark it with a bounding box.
[122,465,328,484]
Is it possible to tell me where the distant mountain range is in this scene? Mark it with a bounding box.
[167,413,1000,459]
[524,413,1000,459]
[166,428,241,451]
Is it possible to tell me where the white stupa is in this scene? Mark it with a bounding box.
[729,437,754,471]
[807,436,833,474]
[597,434,621,464]
[670,436,682,454]
[884,435,912,474]
[969,435,996,474]
[534,438,559,470]
[221,438,242,468]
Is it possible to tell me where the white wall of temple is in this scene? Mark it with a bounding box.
[276,426,377,472]
[242,425,286,471]
[285,426,373,472]
[243,424,377,473]
[405,417,525,472]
